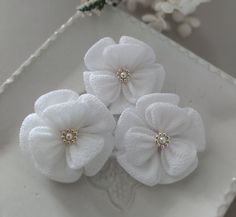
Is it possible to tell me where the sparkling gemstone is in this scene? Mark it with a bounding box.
[159,136,166,144]
[116,67,130,83]
[120,71,128,79]
[61,128,78,145]
[65,133,73,141]
[155,132,170,150]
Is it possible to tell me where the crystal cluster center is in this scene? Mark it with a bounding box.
[155,132,170,150]
[61,128,78,145]
[116,68,130,83]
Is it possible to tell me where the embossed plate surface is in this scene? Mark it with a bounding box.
[0,7,236,217]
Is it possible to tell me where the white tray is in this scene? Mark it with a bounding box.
[0,7,236,217]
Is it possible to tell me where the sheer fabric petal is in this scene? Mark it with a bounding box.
[42,101,86,130]
[19,113,44,155]
[117,154,160,186]
[84,37,115,70]
[124,127,156,166]
[115,108,147,150]
[122,64,165,103]
[89,72,121,105]
[29,127,81,183]
[109,94,133,115]
[145,102,190,135]
[35,89,78,117]
[103,44,150,72]
[83,71,95,95]
[78,94,116,134]
[161,139,197,177]
[181,108,206,152]
[130,63,165,92]
[136,93,180,116]
[84,133,114,176]
[119,36,156,66]
[159,157,198,184]
[66,133,104,170]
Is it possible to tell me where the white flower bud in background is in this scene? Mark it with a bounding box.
[172,10,185,23]
[121,0,211,38]
[186,16,201,28]
[177,23,193,38]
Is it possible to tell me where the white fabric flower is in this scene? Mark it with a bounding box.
[115,93,205,186]
[19,90,115,183]
[83,36,165,114]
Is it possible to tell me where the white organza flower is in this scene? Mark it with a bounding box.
[83,36,165,114]
[19,90,115,183]
[115,93,205,186]
[155,0,210,15]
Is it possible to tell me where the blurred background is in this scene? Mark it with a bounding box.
[0,0,235,216]
[1,0,235,86]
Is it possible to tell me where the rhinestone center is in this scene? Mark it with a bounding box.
[61,128,78,145]
[155,132,170,150]
[116,68,130,83]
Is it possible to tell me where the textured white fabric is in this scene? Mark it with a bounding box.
[136,93,180,116]
[65,133,104,170]
[83,36,165,114]
[19,89,115,183]
[115,93,205,186]
[84,37,115,70]
[29,126,81,183]
[119,36,156,62]
[19,114,44,155]
[84,133,114,176]
[35,89,79,117]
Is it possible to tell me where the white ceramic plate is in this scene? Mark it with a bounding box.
[0,7,236,217]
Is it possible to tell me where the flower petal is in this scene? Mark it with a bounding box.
[181,108,206,151]
[117,154,160,186]
[119,36,156,65]
[89,71,121,105]
[115,108,147,150]
[66,133,104,170]
[136,93,180,116]
[121,82,136,104]
[132,63,165,92]
[103,44,151,72]
[19,113,44,155]
[42,101,86,131]
[145,102,190,135]
[83,71,95,95]
[78,94,116,134]
[159,157,198,184]
[124,127,156,166]
[122,64,165,103]
[84,133,114,176]
[29,127,81,183]
[84,37,115,70]
[161,139,197,177]
[109,94,133,115]
[34,89,78,117]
